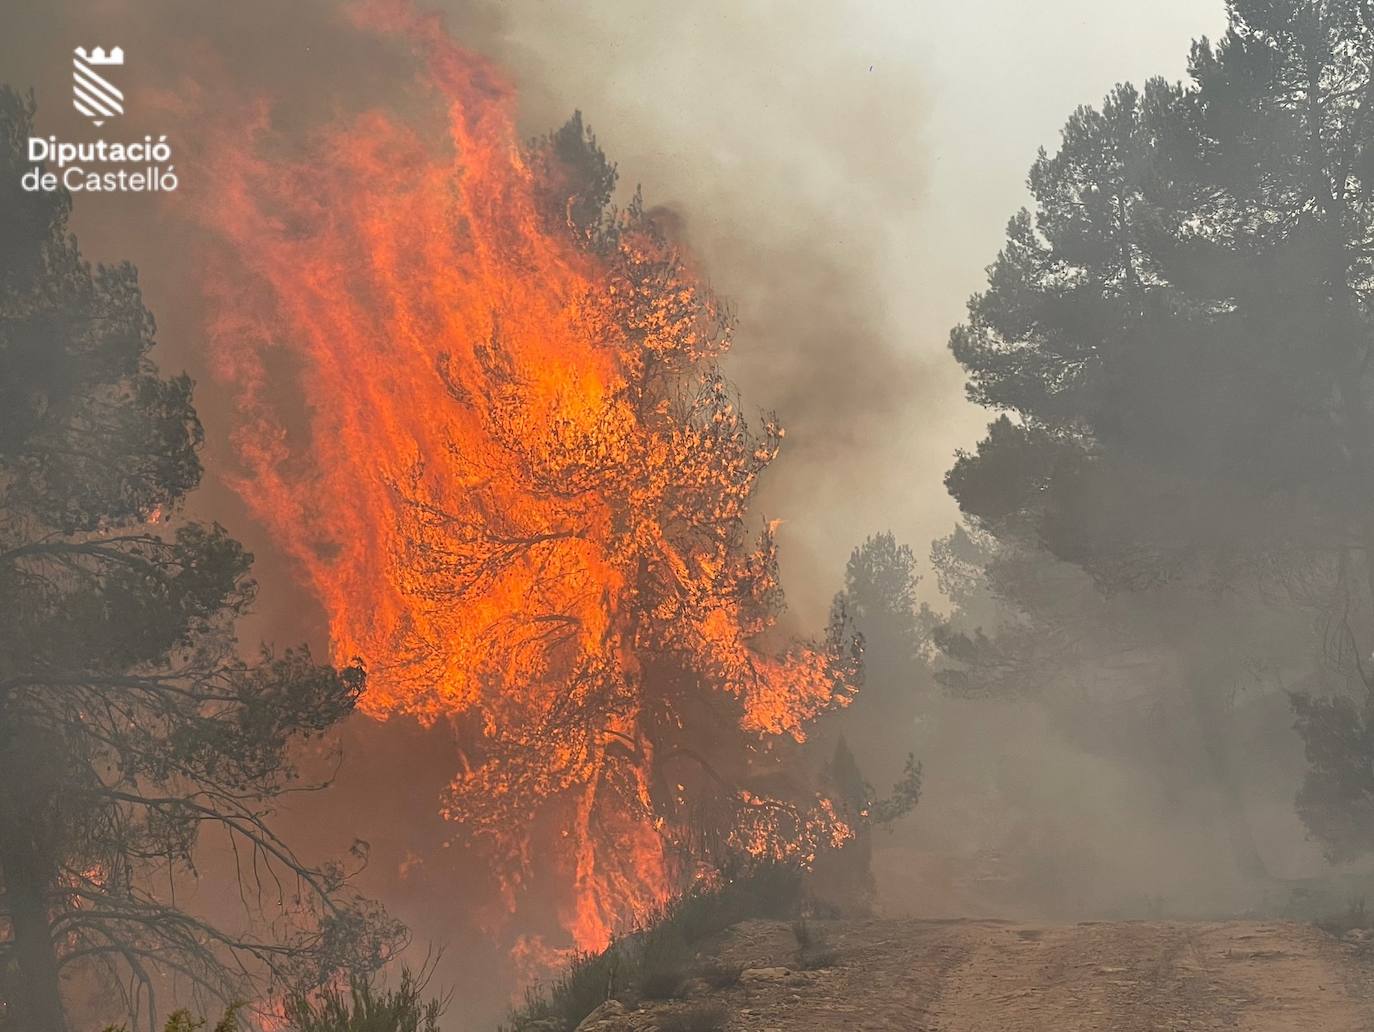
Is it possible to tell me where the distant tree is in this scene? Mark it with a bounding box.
[837,533,924,669]
[926,526,1141,703]
[945,1,1374,858]
[827,533,928,785]
[1291,692,1374,860]
[811,737,921,913]
[812,738,877,911]
[0,88,401,1032]
[810,535,928,910]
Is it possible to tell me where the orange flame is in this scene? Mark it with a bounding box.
[192,0,854,951]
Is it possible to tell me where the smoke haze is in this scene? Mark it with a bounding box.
[17,4,1343,1030]
[449,0,1226,622]
[0,0,1224,623]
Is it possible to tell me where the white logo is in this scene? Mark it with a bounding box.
[72,46,124,127]
[19,45,177,195]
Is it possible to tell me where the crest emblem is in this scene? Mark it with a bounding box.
[72,46,125,127]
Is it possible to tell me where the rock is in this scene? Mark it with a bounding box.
[574,999,630,1031]
[740,966,792,983]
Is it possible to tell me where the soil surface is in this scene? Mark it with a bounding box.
[586,918,1374,1031]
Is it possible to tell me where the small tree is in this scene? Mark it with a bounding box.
[0,88,401,1032]
[827,533,929,785]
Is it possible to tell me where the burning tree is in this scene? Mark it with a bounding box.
[194,8,859,951]
[0,88,401,1032]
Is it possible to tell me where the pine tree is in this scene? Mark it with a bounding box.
[0,88,401,1032]
[947,1,1374,860]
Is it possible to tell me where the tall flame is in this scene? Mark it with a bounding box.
[192,1,855,951]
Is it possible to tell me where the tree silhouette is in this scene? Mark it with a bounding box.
[0,89,401,1032]
[947,0,1374,860]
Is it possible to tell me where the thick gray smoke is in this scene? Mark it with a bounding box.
[456,0,1225,624]
[457,1,955,624]
[0,0,1224,619]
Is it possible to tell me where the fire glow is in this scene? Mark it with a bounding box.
[194,1,856,953]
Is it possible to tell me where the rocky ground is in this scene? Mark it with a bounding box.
[572,917,1374,1031]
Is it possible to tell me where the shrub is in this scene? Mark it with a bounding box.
[797,944,840,970]
[657,1003,729,1032]
[696,960,743,990]
[1316,896,1374,939]
[102,1005,241,1032]
[791,918,839,970]
[635,929,691,1001]
[101,969,450,1032]
[502,949,618,1030]
[501,862,802,1030]
[283,968,448,1032]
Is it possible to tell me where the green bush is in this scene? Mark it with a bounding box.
[102,1006,241,1032]
[501,862,801,1030]
[102,968,448,1032]
[283,968,448,1032]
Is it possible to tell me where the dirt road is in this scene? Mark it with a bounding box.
[697,917,1374,1031]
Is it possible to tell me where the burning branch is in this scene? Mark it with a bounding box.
[192,1,859,954]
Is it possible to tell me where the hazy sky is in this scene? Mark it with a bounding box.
[459,0,1229,621]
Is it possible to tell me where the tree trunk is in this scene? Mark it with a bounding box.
[0,784,67,1032]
